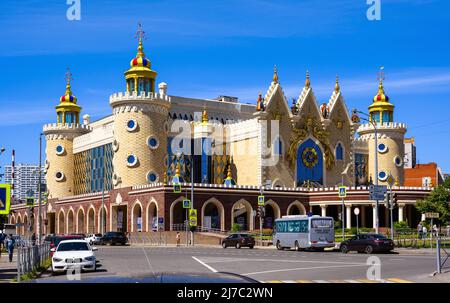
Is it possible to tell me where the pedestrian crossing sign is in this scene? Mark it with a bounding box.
[173,183,181,193]
[258,195,265,206]
[338,186,347,198]
[0,184,11,215]
[183,199,191,209]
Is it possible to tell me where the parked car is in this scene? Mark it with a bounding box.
[45,235,85,256]
[85,234,102,245]
[99,231,128,246]
[340,233,394,254]
[221,233,255,249]
[51,239,97,273]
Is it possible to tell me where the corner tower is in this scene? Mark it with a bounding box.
[110,24,170,188]
[43,69,90,199]
[357,73,407,186]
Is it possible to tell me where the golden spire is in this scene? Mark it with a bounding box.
[226,165,232,179]
[65,67,73,95]
[305,70,310,88]
[135,22,146,58]
[256,93,264,111]
[202,106,208,124]
[377,66,385,95]
[335,75,340,92]
[273,65,278,83]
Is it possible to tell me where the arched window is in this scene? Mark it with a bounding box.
[336,143,343,160]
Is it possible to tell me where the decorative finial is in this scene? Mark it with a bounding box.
[65,67,73,95]
[202,106,208,124]
[256,93,264,111]
[163,171,168,185]
[135,22,146,58]
[227,165,232,179]
[175,163,181,175]
[273,65,278,83]
[305,70,310,88]
[377,66,385,93]
[395,177,399,187]
[335,75,340,92]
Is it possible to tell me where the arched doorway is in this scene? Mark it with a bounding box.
[77,208,85,234]
[287,201,307,216]
[201,199,224,231]
[297,138,324,186]
[231,200,253,231]
[67,209,74,234]
[16,215,22,235]
[87,207,95,234]
[264,201,280,229]
[147,201,158,232]
[131,202,143,232]
[23,214,29,235]
[57,211,65,234]
[170,199,187,231]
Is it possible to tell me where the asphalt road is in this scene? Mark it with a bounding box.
[36,245,441,283]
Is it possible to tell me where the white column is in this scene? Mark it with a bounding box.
[372,204,377,229]
[320,205,327,217]
[398,204,405,222]
[346,205,352,229]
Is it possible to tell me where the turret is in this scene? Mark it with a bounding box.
[43,69,90,199]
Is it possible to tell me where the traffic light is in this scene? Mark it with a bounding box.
[384,192,391,208]
[391,193,398,208]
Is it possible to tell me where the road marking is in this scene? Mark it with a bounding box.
[192,256,218,273]
[356,279,379,283]
[242,264,367,276]
[266,280,283,283]
[312,280,329,283]
[343,279,361,283]
[296,280,312,283]
[281,280,297,283]
[385,278,413,283]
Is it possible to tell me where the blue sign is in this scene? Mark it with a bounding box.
[307,212,313,217]
[0,184,11,215]
[183,199,191,209]
[158,217,164,224]
[338,186,347,198]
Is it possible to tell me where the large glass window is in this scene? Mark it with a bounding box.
[371,111,381,123]
[382,111,392,123]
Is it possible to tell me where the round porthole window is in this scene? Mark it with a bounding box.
[55,171,65,182]
[126,154,138,167]
[394,155,403,167]
[378,171,388,181]
[147,136,159,149]
[112,139,119,152]
[378,143,388,154]
[147,171,158,183]
[56,145,65,155]
[126,119,138,132]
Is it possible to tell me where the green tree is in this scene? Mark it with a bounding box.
[415,185,450,225]
[443,177,450,189]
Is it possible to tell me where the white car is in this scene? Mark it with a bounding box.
[85,234,102,245]
[51,239,97,273]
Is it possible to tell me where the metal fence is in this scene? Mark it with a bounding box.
[17,242,51,282]
[128,233,167,246]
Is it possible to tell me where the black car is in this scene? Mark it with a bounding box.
[100,231,128,246]
[340,233,394,254]
[221,233,255,249]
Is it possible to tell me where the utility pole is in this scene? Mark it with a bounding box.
[341,173,345,241]
[101,145,106,234]
[38,133,43,244]
[190,156,194,246]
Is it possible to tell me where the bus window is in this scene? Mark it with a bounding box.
[311,219,333,229]
[299,220,308,233]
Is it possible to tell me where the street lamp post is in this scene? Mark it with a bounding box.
[38,134,43,244]
[356,110,380,234]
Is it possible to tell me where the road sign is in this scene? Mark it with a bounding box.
[387,174,395,188]
[425,212,439,219]
[173,183,181,193]
[369,185,387,200]
[26,197,35,208]
[0,184,11,215]
[189,209,197,227]
[354,207,360,216]
[183,199,191,209]
[258,195,265,206]
[338,186,347,198]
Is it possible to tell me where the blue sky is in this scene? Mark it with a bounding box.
[0,0,449,174]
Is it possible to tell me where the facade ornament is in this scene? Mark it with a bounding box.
[273,65,278,83]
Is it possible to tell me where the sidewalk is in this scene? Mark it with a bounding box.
[0,253,17,283]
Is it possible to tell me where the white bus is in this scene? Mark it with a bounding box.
[273,215,335,251]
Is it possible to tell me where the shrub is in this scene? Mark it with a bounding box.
[231,224,242,232]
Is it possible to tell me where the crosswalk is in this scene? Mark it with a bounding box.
[263,278,413,283]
